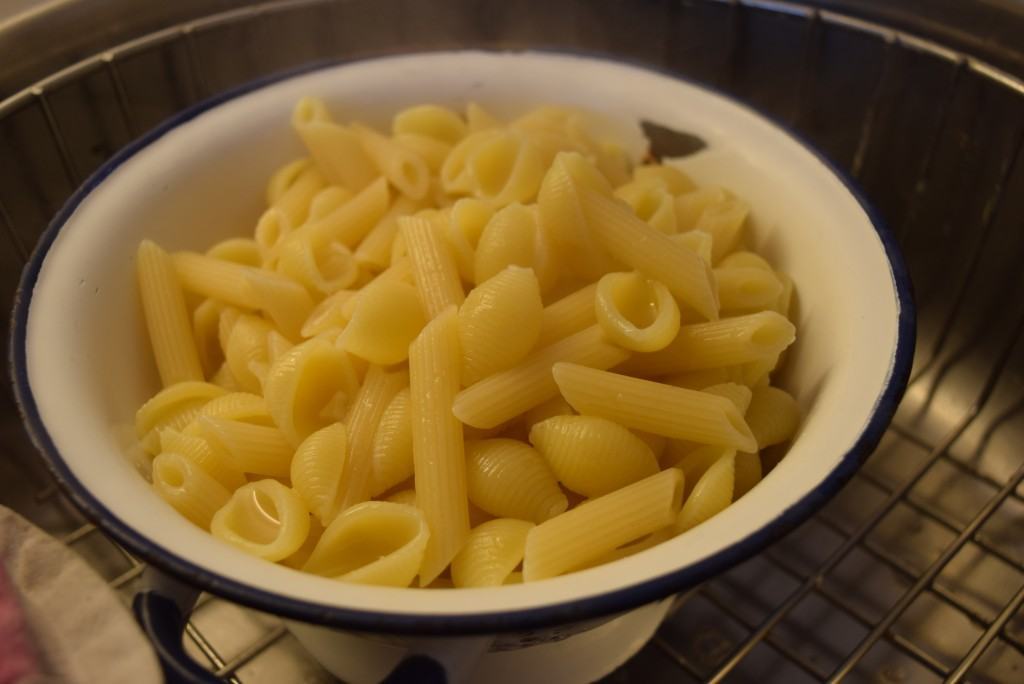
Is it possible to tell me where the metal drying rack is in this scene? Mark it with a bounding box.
[1,0,1022,681]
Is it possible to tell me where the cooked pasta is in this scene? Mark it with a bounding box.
[135,100,803,587]
[465,439,567,523]
[210,479,310,561]
[451,519,534,588]
[458,265,543,385]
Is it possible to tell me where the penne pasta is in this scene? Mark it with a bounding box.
[352,123,430,200]
[197,416,294,478]
[291,97,378,191]
[400,215,465,317]
[152,451,231,530]
[536,282,598,347]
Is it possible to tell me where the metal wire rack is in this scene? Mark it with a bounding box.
[1,0,1022,681]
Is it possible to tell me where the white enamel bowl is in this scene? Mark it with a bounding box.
[10,51,913,683]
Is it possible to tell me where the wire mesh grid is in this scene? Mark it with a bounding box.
[1,0,1022,681]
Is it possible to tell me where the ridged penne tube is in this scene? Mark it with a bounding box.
[451,519,534,588]
[521,395,574,432]
[523,468,683,581]
[671,445,735,497]
[734,451,762,498]
[465,439,567,523]
[152,452,231,530]
[702,382,753,415]
[192,299,224,377]
[614,179,677,234]
[553,363,757,452]
[266,158,312,206]
[618,311,796,377]
[197,391,273,426]
[715,267,784,313]
[458,265,543,386]
[300,176,390,250]
[172,252,260,309]
[159,427,245,490]
[335,366,409,510]
[409,307,469,585]
[662,366,748,390]
[453,325,630,429]
[210,480,311,561]
[473,204,555,290]
[300,289,357,339]
[223,314,272,394]
[137,241,204,386]
[394,104,467,144]
[580,188,719,321]
[529,415,658,497]
[536,152,620,281]
[444,198,494,282]
[537,282,597,347]
[339,280,426,365]
[354,196,424,271]
[674,187,729,232]
[676,452,735,532]
[441,129,499,194]
[263,338,362,445]
[307,186,355,223]
[198,417,294,478]
[745,386,801,448]
[351,123,430,200]
[670,230,713,265]
[242,269,313,343]
[302,501,429,587]
[274,230,359,297]
[400,215,465,317]
[291,423,347,525]
[633,164,696,195]
[291,98,377,191]
[136,381,227,443]
[697,197,749,264]
[594,272,680,352]
[272,163,326,228]
[206,238,262,267]
[370,388,414,497]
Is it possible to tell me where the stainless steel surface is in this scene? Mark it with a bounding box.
[2,0,1023,681]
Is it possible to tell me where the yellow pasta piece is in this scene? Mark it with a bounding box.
[262,338,361,446]
[196,391,273,425]
[274,228,359,297]
[221,313,272,394]
[370,388,414,497]
[702,382,753,415]
[292,97,377,191]
[266,158,313,206]
[152,452,231,530]
[451,519,534,588]
[670,229,713,266]
[300,289,357,339]
[206,237,262,267]
[594,272,680,352]
[400,215,465,318]
[536,282,597,347]
[408,307,469,585]
[303,501,429,587]
[715,267,784,313]
[614,178,677,234]
[192,299,224,378]
[158,427,244,490]
[633,164,697,195]
[393,104,467,145]
[385,488,417,506]
[619,311,796,377]
[353,196,425,271]
[553,363,757,452]
[734,451,762,499]
[281,519,324,570]
[136,381,227,448]
[671,445,735,497]
[718,251,772,271]
[580,187,719,321]
[338,280,426,365]
[449,129,547,205]
[211,480,311,561]
[697,197,749,264]
[529,415,658,497]
[395,133,451,172]
[466,102,501,132]
[676,452,735,532]
[291,422,347,526]
[458,265,543,386]
[242,269,313,342]
[663,366,747,390]
[465,439,567,523]
[674,187,729,232]
[745,385,801,448]
[351,123,430,200]
[272,163,326,227]
[335,366,408,510]
[137,241,204,386]
[444,198,495,282]
[473,203,556,290]
[453,325,630,429]
[197,416,294,478]
[523,468,683,581]
[521,395,574,433]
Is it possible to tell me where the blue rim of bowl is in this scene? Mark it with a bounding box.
[9,49,915,636]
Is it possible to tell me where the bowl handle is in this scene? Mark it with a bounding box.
[132,568,221,683]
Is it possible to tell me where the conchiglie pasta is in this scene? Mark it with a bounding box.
[339,280,426,365]
[745,385,801,448]
[458,265,543,385]
[445,198,495,282]
[159,427,244,490]
[302,501,429,587]
[465,439,567,523]
[369,388,414,497]
[529,415,658,497]
[393,104,467,144]
[676,451,735,532]
[451,519,534,588]
[136,381,227,453]
[473,203,556,290]
[211,480,311,561]
[291,423,347,526]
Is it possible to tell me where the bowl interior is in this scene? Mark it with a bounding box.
[19,51,906,622]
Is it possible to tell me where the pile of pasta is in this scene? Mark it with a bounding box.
[135,99,800,589]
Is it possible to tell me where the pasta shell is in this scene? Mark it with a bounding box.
[339,280,426,365]
[465,439,567,523]
[369,388,414,497]
[291,423,347,526]
[451,519,534,588]
[594,272,680,352]
[152,452,231,530]
[211,480,311,561]
[676,452,735,532]
[746,386,801,448]
[734,451,763,499]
